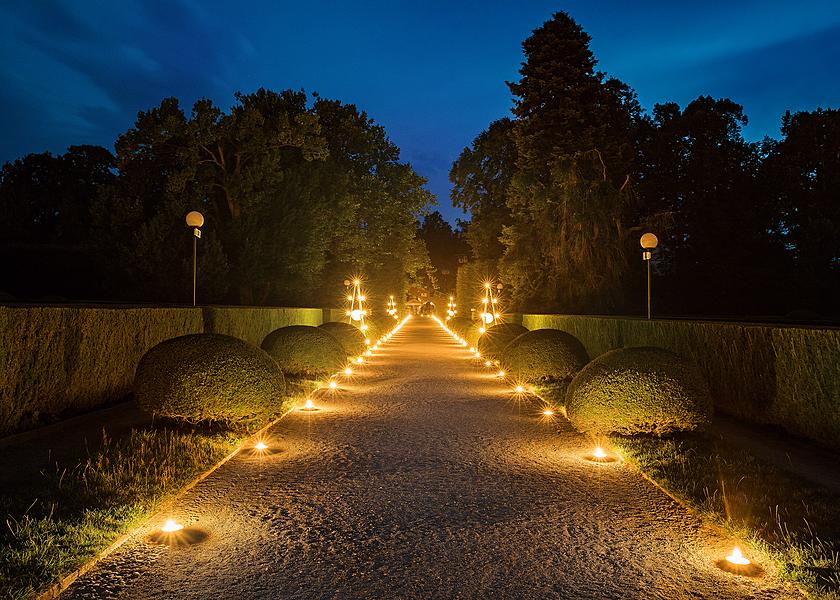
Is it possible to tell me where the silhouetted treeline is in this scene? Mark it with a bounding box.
[0,90,433,306]
[451,12,840,320]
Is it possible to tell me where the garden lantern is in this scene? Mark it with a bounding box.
[640,232,658,320]
[185,211,204,306]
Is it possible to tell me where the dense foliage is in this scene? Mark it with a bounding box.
[261,325,346,377]
[451,11,840,319]
[0,90,433,305]
[565,346,713,436]
[134,333,287,426]
[500,328,588,383]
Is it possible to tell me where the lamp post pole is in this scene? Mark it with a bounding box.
[640,233,658,320]
[185,211,204,306]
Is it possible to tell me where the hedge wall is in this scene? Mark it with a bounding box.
[0,306,203,436]
[203,306,323,347]
[0,305,324,437]
[521,314,840,448]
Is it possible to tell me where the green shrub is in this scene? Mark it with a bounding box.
[566,346,713,436]
[261,325,346,377]
[448,317,474,336]
[501,328,589,382]
[134,334,286,427]
[477,323,528,358]
[318,321,367,356]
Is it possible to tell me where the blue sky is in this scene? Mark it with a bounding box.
[2,1,840,224]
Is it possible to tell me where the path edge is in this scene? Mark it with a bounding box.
[34,404,299,600]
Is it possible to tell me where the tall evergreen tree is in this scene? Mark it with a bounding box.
[501,11,640,312]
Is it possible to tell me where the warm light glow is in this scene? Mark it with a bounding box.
[304,398,315,410]
[484,360,492,367]
[350,309,362,321]
[365,349,372,356]
[726,547,750,566]
[344,367,353,376]
[329,380,338,389]
[497,370,506,378]
[460,341,467,347]
[255,441,268,451]
[484,282,491,289]
[356,356,364,364]
[161,519,184,533]
[346,295,353,301]
[543,408,554,416]
[479,326,486,333]
[353,279,360,285]
[475,352,481,358]
[515,385,525,393]
[593,446,607,459]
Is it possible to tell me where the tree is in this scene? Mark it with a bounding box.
[760,108,840,313]
[500,11,641,313]
[0,145,116,299]
[450,118,516,260]
[635,96,788,315]
[418,211,469,294]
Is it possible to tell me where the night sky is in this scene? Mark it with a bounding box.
[2,1,840,224]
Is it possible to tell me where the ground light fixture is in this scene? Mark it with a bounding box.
[514,385,525,393]
[356,356,364,364]
[254,441,268,451]
[542,408,554,416]
[586,445,618,463]
[344,367,353,376]
[497,370,506,378]
[717,546,762,576]
[161,519,184,533]
[301,398,316,411]
[328,381,338,389]
[484,360,493,367]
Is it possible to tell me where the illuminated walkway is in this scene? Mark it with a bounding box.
[66,317,801,599]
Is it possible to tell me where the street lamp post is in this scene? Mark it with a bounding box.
[640,232,658,320]
[185,211,204,306]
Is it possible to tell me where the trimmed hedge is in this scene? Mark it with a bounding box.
[565,346,713,436]
[135,333,287,426]
[203,306,322,347]
[318,321,367,356]
[477,323,528,358]
[261,325,346,377]
[522,313,840,447]
[448,317,474,337]
[501,328,588,382]
[0,306,203,436]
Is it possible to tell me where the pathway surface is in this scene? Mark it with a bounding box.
[65,317,802,599]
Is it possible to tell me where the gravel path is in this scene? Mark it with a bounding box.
[65,317,803,599]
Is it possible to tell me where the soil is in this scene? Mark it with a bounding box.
[63,317,803,599]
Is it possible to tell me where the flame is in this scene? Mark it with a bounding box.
[161,519,183,533]
[726,547,750,565]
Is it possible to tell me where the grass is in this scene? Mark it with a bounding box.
[0,377,312,600]
[612,433,840,599]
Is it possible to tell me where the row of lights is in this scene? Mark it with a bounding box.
[158,313,413,539]
[430,313,756,575]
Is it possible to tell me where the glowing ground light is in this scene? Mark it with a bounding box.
[484,360,492,367]
[161,519,183,533]
[365,350,372,356]
[460,341,467,347]
[356,356,364,364]
[543,408,554,416]
[593,446,607,459]
[497,370,506,378]
[302,398,315,411]
[344,367,353,376]
[254,441,268,451]
[515,385,525,393]
[329,381,338,389]
[726,547,750,566]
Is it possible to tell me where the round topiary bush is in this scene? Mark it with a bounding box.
[134,334,286,426]
[477,323,528,358]
[501,328,589,382]
[261,325,346,377]
[448,317,474,337]
[318,321,367,356]
[565,347,713,436]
